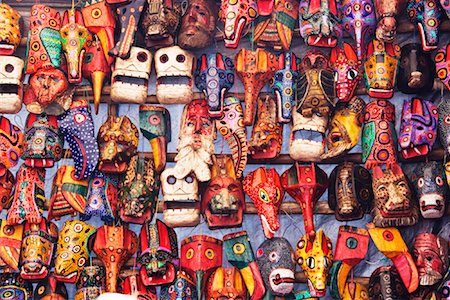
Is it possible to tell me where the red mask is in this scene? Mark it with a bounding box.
[0,116,24,169]
[242,167,284,239]
[330,43,361,103]
[121,273,157,299]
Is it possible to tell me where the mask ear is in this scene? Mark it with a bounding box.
[343,42,358,63]
[372,166,384,179]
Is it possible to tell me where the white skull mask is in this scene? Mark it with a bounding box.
[161,167,200,227]
[0,55,23,114]
[289,108,328,161]
[111,47,152,104]
[154,45,195,104]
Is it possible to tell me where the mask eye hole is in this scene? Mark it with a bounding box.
[137,51,148,62]
[436,176,444,186]
[185,175,194,183]
[5,64,14,73]
[306,256,315,269]
[347,69,358,80]
[160,54,169,63]
[418,178,424,188]
[167,175,176,184]
[176,54,185,63]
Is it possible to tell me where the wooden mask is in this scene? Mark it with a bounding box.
[364,40,401,99]
[371,164,419,227]
[0,272,33,300]
[368,266,409,300]
[234,48,278,125]
[0,55,24,114]
[374,0,407,42]
[407,0,442,51]
[216,97,248,178]
[74,265,106,300]
[243,167,284,239]
[20,218,58,280]
[120,272,157,299]
[256,237,296,296]
[139,219,178,286]
[248,95,283,160]
[362,99,398,170]
[34,275,68,300]
[368,225,419,293]
[0,167,14,211]
[220,0,258,48]
[180,235,223,298]
[435,44,450,90]
[0,116,24,169]
[439,98,450,158]
[206,267,247,299]
[54,220,96,283]
[159,270,198,300]
[223,231,266,300]
[253,0,299,50]
[93,225,138,292]
[0,4,21,55]
[7,164,45,225]
[330,43,361,103]
[398,43,435,94]
[0,220,23,272]
[202,155,245,229]
[139,105,171,173]
[281,163,328,238]
[399,97,437,159]
[328,162,373,221]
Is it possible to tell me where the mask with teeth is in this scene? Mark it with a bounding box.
[74,265,106,299]
[330,43,361,103]
[206,267,247,299]
[243,167,284,239]
[139,219,179,286]
[407,0,442,52]
[256,237,296,296]
[161,168,200,227]
[368,266,409,299]
[362,99,398,170]
[159,270,198,300]
[34,275,68,300]
[155,45,195,104]
[399,98,437,159]
[0,56,23,114]
[0,4,21,56]
[364,39,400,99]
[299,0,342,48]
[0,116,24,169]
[111,47,152,104]
[0,267,33,299]
[248,94,283,160]
[202,155,245,229]
[220,0,258,48]
[374,0,407,42]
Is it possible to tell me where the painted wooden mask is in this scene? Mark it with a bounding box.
[93,225,138,292]
[154,45,195,104]
[0,168,13,212]
[368,266,409,300]
[180,235,223,298]
[159,270,198,300]
[195,53,235,118]
[439,98,450,157]
[0,116,24,169]
[142,0,181,49]
[253,0,299,51]
[339,0,376,61]
[139,105,171,173]
[399,97,438,159]
[110,46,152,104]
[20,218,58,280]
[54,220,96,283]
[364,40,401,99]
[362,99,398,170]
[220,0,258,48]
[109,0,146,58]
[398,43,435,94]
[0,273,33,300]
[271,52,299,123]
[120,273,157,299]
[299,0,342,47]
[206,267,247,299]
[0,4,21,55]
[0,220,23,272]
[0,55,24,114]
[178,0,218,49]
[413,233,449,286]
[257,237,296,296]
[281,163,328,238]
[243,167,284,239]
[249,94,283,160]
[119,156,159,224]
[235,48,278,125]
[7,164,45,225]
[407,0,442,52]
[216,97,248,178]
[223,231,266,300]
[436,44,450,91]
[202,155,245,229]
[97,115,139,173]
[328,162,373,221]
[139,219,178,286]
[322,96,365,159]
[371,164,419,227]
[74,265,106,300]
[34,275,68,300]
[374,0,407,42]
[330,43,361,103]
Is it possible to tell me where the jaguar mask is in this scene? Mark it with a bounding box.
[74,265,106,300]
[0,220,23,272]
[206,267,247,299]
[0,4,21,55]
[34,275,68,300]
[374,0,407,42]
[0,55,24,114]
[0,272,33,300]
[0,116,24,169]
[407,0,442,52]
[368,266,409,300]
[242,167,284,239]
[220,0,258,48]
[330,43,361,103]
[159,270,198,300]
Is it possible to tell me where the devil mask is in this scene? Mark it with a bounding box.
[398,43,435,94]
[407,0,442,52]
[399,97,438,159]
[248,94,283,160]
[368,266,409,300]
[202,155,245,229]
[34,275,68,300]
[330,43,361,103]
[159,270,198,300]
[328,162,373,221]
[299,0,342,47]
[179,0,217,49]
[0,116,24,169]
[0,220,23,272]
[74,265,106,300]
[220,0,258,48]
[0,4,21,55]
[243,167,284,239]
[139,219,178,286]
[195,53,235,118]
[119,155,159,224]
[206,267,247,299]
[281,163,328,238]
[180,235,223,298]
[362,99,398,169]
[0,273,33,300]
[0,56,23,114]
[339,0,376,61]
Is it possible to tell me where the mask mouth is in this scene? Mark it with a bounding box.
[158,76,192,86]
[269,269,295,294]
[165,200,199,210]
[113,75,149,87]
[401,144,430,159]
[0,83,19,95]
[274,89,294,122]
[417,23,438,52]
[420,194,445,216]
[0,42,15,55]
[224,17,246,48]
[260,214,278,238]
[294,129,324,142]
[307,34,337,48]
[307,279,326,297]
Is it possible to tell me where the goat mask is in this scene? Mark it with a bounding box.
[0,4,21,55]
[0,55,24,114]
[220,0,258,48]
[206,267,247,299]
[368,266,409,300]
[159,270,198,300]
[330,43,361,103]
[243,167,284,239]
[0,116,24,169]
[407,0,442,52]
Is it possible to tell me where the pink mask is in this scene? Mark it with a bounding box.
[330,43,361,102]
[220,0,258,48]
